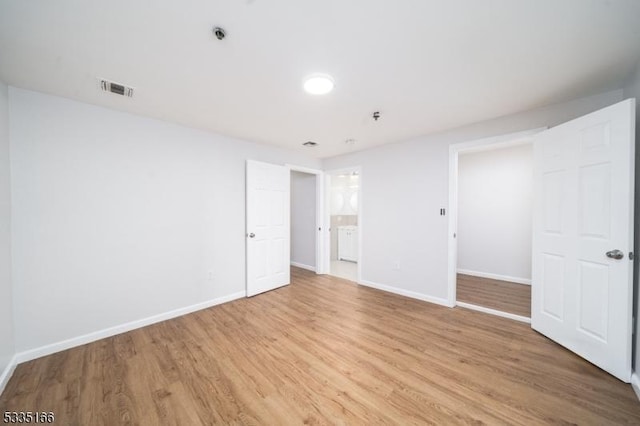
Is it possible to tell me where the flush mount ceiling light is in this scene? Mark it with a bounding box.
[303,74,334,95]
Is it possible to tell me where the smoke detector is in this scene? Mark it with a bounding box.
[213,27,226,40]
[100,79,134,97]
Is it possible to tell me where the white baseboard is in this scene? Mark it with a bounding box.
[290,261,316,272]
[456,301,531,323]
[631,372,640,402]
[358,279,453,308]
[457,268,531,285]
[0,354,18,396]
[15,291,246,364]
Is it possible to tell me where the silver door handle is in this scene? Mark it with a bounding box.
[248,233,255,238]
[606,249,624,260]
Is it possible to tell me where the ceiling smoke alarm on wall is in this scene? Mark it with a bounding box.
[100,79,134,97]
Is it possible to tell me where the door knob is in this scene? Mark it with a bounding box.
[248,233,255,238]
[606,249,624,260]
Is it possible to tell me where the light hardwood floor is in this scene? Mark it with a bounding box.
[457,273,531,317]
[2,267,639,424]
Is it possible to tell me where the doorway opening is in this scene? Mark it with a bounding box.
[290,170,318,272]
[455,143,533,320]
[287,165,324,276]
[325,168,361,282]
[447,129,543,322]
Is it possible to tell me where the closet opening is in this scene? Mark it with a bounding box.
[455,143,532,320]
[447,129,541,322]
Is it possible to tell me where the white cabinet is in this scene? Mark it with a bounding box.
[338,226,358,262]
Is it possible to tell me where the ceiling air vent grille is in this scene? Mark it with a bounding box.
[100,79,134,97]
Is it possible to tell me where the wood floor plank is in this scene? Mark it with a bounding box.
[457,273,532,317]
[1,267,639,424]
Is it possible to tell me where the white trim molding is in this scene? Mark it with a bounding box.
[285,164,323,175]
[15,291,245,364]
[631,372,640,402]
[0,355,19,396]
[456,269,531,285]
[290,261,316,272]
[359,279,452,308]
[456,301,531,323]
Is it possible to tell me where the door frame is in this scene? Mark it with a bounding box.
[324,166,363,282]
[286,164,326,274]
[446,128,545,312]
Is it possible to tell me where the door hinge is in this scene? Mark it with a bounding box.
[630,251,635,260]
[633,317,636,335]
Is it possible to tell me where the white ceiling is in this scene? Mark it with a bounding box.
[1,0,639,158]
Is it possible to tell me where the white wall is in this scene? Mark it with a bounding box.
[290,171,316,269]
[457,144,533,283]
[622,63,640,372]
[323,89,624,304]
[10,87,321,354]
[0,81,15,383]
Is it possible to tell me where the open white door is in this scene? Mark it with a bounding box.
[532,99,635,382]
[246,160,290,297]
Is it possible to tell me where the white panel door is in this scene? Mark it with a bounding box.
[246,160,290,297]
[532,99,635,382]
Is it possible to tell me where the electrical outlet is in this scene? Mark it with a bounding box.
[393,261,400,271]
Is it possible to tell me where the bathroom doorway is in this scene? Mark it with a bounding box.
[325,168,361,282]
